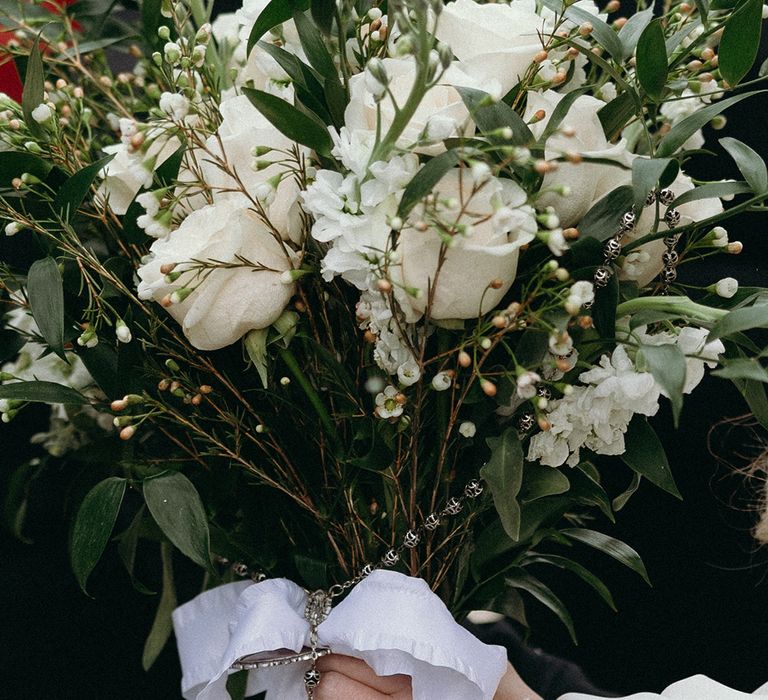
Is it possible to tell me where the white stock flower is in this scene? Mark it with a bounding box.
[375,385,404,419]
[528,345,661,468]
[31,103,54,124]
[525,90,632,228]
[159,92,190,121]
[136,203,297,350]
[398,168,536,320]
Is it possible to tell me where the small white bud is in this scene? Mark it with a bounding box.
[31,103,54,124]
[431,372,452,391]
[713,277,738,298]
[4,221,22,236]
[116,319,132,343]
[459,421,477,438]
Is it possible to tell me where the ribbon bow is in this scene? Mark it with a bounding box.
[172,569,508,700]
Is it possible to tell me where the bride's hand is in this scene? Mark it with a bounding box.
[314,655,543,700]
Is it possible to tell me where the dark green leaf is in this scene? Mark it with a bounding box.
[143,471,211,569]
[0,329,26,364]
[22,34,45,139]
[456,87,533,146]
[247,0,309,54]
[612,472,642,511]
[3,460,43,543]
[631,157,674,213]
[657,91,764,158]
[155,146,186,187]
[621,417,681,498]
[53,154,115,222]
[71,477,127,592]
[637,343,687,425]
[538,88,590,145]
[562,527,650,584]
[636,19,668,101]
[27,257,66,359]
[0,151,51,189]
[733,378,768,429]
[518,463,570,503]
[592,267,618,338]
[712,357,768,382]
[672,180,752,206]
[565,5,623,60]
[505,569,577,643]
[116,505,156,595]
[61,35,135,57]
[598,91,636,141]
[526,554,617,610]
[397,149,462,219]
[311,0,335,34]
[617,7,655,59]
[142,542,177,670]
[292,10,337,81]
[242,87,332,155]
[0,380,89,405]
[294,554,329,589]
[719,0,763,86]
[719,137,768,194]
[578,185,635,241]
[259,40,314,89]
[708,304,768,341]
[479,428,524,541]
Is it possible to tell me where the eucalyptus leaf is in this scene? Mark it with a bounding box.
[143,471,212,570]
[712,357,768,382]
[719,137,768,194]
[242,87,332,155]
[708,304,768,341]
[719,0,762,86]
[292,9,337,82]
[621,416,681,498]
[631,157,674,213]
[636,19,668,101]
[637,343,687,425]
[142,542,177,670]
[0,380,89,405]
[617,7,655,59]
[71,477,127,592]
[247,0,309,54]
[21,34,45,139]
[672,180,752,206]
[397,149,462,219]
[27,257,66,359]
[562,527,650,584]
[479,428,524,541]
[733,377,768,429]
[518,463,570,503]
[598,91,636,141]
[505,569,577,643]
[53,154,115,222]
[0,151,51,189]
[538,88,590,145]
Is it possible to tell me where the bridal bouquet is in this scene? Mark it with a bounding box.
[2,0,768,695]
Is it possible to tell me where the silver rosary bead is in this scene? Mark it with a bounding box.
[664,208,681,227]
[537,386,552,400]
[663,267,678,284]
[232,562,249,577]
[403,529,421,548]
[443,497,463,515]
[662,250,679,267]
[645,190,657,206]
[518,412,536,432]
[424,513,441,530]
[359,563,374,578]
[382,548,400,566]
[304,668,321,689]
[603,236,622,261]
[464,479,484,498]
[658,188,675,206]
[594,265,614,288]
[664,234,681,247]
[620,211,636,231]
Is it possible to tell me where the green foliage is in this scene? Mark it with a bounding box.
[53,155,115,223]
[636,343,687,425]
[719,0,763,85]
[142,542,177,670]
[562,528,650,584]
[456,87,533,146]
[247,0,309,54]
[719,137,768,195]
[505,568,577,643]
[636,20,668,101]
[27,257,67,360]
[480,429,524,541]
[21,34,45,139]
[0,380,89,404]
[397,149,462,219]
[621,417,682,498]
[617,7,655,60]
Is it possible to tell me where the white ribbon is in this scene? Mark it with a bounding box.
[172,569,509,700]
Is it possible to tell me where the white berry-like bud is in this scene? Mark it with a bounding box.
[713,277,738,298]
[459,421,477,438]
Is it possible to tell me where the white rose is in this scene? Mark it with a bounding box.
[345,58,494,156]
[525,90,632,228]
[97,133,179,215]
[619,169,723,287]
[198,94,304,242]
[398,169,536,320]
[136,203,297,350]
[434,0,546,96]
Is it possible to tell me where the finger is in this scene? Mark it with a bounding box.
[493,662,544,700]
[316,654,412,694]
[314,671,390,700]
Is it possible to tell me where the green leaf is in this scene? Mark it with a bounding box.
[244,328,269,387]
[612,472,642,511]
[505,569,577,643]
[310,0,335,34]
[116,505,156,595]
[565,5,623,60]
[526,554,617,610]
[242,87,332,155]
[21,34,45,139]
[0,151,51,189]
[712,357,768,382]
[27,257,66,360]
[247,0,309,54]
[636,19,668,101]
[142,542,177,670]
[708,304,768,341]
[598,91,636,141]
[637,343,687,425]
[719,137,768,194]
[479,428,524,541]
[71,477,127,592]
[397,149,462,219]
[578,185,635,241]
[671,180,752,206]
[537,88,590,146]
[519,463,570,502]
[53,154,115,222]
[562,527,650,584]
[617,7,655,59]
[719,0,763,86]
[456,87,533,146]
[143,471,212,569]
[631,157,674,213]
[3,460,43,543]
[656,91,765,158]
[292,9,337,82]
[733,377,768,429]
[294,553,329,589]
[621,416,681,498]
[592,267,619,338]
[0,380,89,405]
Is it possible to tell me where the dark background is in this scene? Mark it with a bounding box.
[1,4,768,698]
